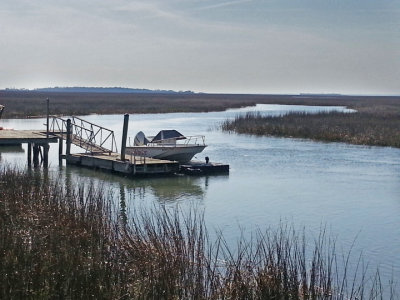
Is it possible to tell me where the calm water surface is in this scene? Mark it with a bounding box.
[1,104,399,286]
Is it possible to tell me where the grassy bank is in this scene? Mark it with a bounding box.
[0,167,396,299]
[0,91,261,118]
[221,111,400,148]
[1,90,399,118]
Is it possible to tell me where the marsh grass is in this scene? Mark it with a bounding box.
[1,90,399,119]
[0,91,261,118]
[221,111,400,148]
[2,90,400,148]
[0,167,397,299]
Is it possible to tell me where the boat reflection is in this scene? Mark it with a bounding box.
[63,165,216,204]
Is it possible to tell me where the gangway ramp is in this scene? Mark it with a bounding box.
[49,116,118,154]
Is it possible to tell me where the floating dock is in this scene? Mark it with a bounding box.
[66,152,179,176]
[180,161,229,175]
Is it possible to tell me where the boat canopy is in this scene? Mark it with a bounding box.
[151,130,186,142]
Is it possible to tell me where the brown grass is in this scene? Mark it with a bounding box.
[1,90,399,118]
[222,111,400,148]
[2,89,400,147]
[0,167,396,299]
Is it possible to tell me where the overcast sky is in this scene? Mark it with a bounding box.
[1,0,399,94]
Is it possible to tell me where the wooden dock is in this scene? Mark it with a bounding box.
[66,152,180,176]
[0,130,58,145]
[0,115,228,177]
[0,129,59,167]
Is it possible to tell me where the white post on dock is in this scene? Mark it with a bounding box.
[120,114,129,161]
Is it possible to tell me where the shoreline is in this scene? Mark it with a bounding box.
[1,90,399,119]
[1,91,399,148]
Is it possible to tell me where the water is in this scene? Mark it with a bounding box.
[1,104,399,287]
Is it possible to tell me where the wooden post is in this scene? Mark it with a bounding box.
[46,98,50,138]
[27,143,32,167]
[58,137,63,163]
[33,144,40,167]
[43,144,49,168]
[120,114,129,161]
[66,119,72,155]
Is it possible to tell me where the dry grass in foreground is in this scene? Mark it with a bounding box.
[0,167,397,299]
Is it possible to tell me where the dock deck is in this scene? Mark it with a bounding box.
[66,152,180,176]
[180,161,229,175]
[0,130,58,145]
[0,129,59,167]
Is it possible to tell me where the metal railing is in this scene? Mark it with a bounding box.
[183,135,206,146]
[49,116,118,154]
[147,135,206,146]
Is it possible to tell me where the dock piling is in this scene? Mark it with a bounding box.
[120,114,129,161]
[58,137,63,163]
[66,119,72,156]
[43,144,49,168]
[46,98,49,139]
[27,143,32,167]
[33,144,40,167]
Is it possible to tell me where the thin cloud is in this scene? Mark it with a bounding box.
[112,2,180,20]
[196,0,253,11]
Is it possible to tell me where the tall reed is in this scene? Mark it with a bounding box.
[0,167,396,299]
[221,111,400,148]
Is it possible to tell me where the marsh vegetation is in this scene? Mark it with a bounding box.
[221,111,400,148]
[0,167,396,299]
[2,90,399,148]
[1,90,399,118]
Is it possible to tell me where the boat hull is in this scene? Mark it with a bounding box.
[125,145,206,163]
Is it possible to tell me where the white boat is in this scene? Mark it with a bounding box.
[125,130,207,163]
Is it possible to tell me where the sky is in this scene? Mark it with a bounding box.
[1,0,399,95]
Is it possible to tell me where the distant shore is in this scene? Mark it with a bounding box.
[1,90,399,148]
[0,90,398,118]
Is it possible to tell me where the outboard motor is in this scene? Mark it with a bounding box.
[134,131,149,146]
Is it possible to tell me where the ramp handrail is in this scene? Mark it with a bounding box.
[49,116,118,154]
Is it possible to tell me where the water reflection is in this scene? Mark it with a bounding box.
[119,182,127,226]
[62,165,229,204]
[0,145,24,153]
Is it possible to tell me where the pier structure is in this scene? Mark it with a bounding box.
[1,106,227,176]
[0,130,58,167]
[49,114,179,176]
